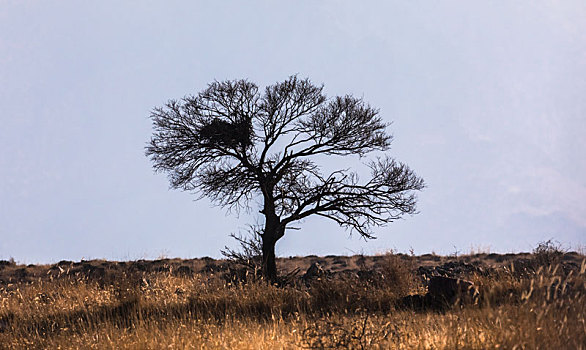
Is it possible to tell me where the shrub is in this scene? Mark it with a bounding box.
[533,239,564,266]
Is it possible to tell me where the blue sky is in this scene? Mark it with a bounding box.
[1,1,585,263]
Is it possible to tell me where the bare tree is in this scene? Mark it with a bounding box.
[146,76,424,281]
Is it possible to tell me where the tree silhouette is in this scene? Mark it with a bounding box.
[146,76,424,281]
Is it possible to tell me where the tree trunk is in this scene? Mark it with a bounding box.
[262,216,284,283]
[262,236,278,282]
[260,183,284,282]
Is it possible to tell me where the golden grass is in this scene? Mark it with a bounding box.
[1,256,584,349]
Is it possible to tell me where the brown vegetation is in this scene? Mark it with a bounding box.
[0,249,584,349]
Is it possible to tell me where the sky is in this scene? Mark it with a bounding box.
[1,1,585,263]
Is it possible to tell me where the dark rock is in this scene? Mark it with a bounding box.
[131,261,151,272]
[421,254,442,261]
[562,253,579,261]
[78,264,106,279]
[154,265,170,273]
[397,294,428,310]
[203,262,230,274]
[427,276,478,305]
[12,268,28,279]
[418,266,433,274]
[92,266,106,278]
[303,262,326,279]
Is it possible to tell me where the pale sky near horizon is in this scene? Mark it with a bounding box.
[1,1,585,263]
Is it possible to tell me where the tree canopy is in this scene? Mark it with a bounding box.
[146,76,424,280]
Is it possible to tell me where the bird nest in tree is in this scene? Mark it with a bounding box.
[199,117,253,148]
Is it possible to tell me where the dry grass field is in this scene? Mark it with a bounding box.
[1,246,585,349]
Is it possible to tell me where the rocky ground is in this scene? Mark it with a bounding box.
[1,251,583,287]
